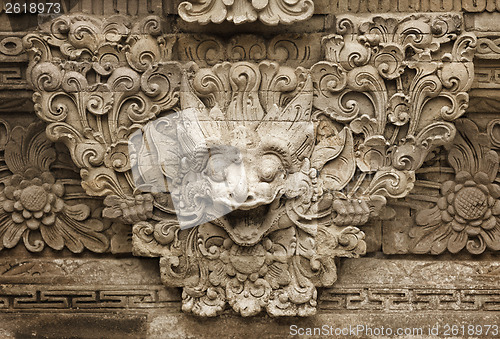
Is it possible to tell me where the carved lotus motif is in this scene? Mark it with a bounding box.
[415,172,500,254]
[444,173,500,233]
[0,122,109,252]
[2,172,64,230]
[411,119,500,254]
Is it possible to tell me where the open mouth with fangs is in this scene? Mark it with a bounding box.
[214,204,274,246]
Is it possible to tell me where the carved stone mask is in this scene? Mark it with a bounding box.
[130,62,316,245]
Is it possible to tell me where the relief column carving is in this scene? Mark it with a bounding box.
[22,13,476,316]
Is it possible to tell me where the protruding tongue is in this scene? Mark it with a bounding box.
[225,205,269,245]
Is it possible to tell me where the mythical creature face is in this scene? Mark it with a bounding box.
[131,62,316,246]
[200,121,316,246]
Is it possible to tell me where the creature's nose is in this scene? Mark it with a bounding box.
[229,184,249,204]
[244,194,255,203]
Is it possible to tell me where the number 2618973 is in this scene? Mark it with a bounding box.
[5,2,61,14]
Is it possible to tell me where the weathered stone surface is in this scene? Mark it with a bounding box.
[379,116,500,255]
[0,258,498,337]
[177,0,314,25]
[0,313,149,338]
[0,0,500,336]
[382,205,412,254]
[18,11,477,317]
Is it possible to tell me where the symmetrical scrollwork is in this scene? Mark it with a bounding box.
[24,15,178,205]
[177,0,314,25]
[129,60,367,316]
[23,14,475,316]
[316,14,475,197]
[177,34,321,68]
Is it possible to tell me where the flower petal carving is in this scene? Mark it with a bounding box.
[0,121,110,253]
[410,119,500,255]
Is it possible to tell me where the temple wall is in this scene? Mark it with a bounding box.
[0,1,500,337]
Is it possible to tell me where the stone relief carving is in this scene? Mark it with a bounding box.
[22,13,475,316]
[0,120,110,252]
[0,35,33,112]
[410,119,500,254]
[176,0,500,22]
[177,0,314,25]
[176,33,322,68]
[477,36,500,58]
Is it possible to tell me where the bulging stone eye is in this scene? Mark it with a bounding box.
[206,154,227,182]
[205,146,242,182]
[259,154,284,182]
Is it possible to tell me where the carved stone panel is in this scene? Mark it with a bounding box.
[21,13,476,317]
[177,0,315,25]
[409,119,500,254]
[0,120,112,253]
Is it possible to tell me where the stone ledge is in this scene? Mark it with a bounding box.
[0,311,499,338]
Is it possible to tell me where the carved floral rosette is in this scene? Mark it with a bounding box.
[0,121,110,253]
[409,118,500,255]
[23,14,476,316]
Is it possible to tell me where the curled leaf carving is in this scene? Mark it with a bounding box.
[0,122,109,253]
[178,0,313,25]
[410,119,500,255]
